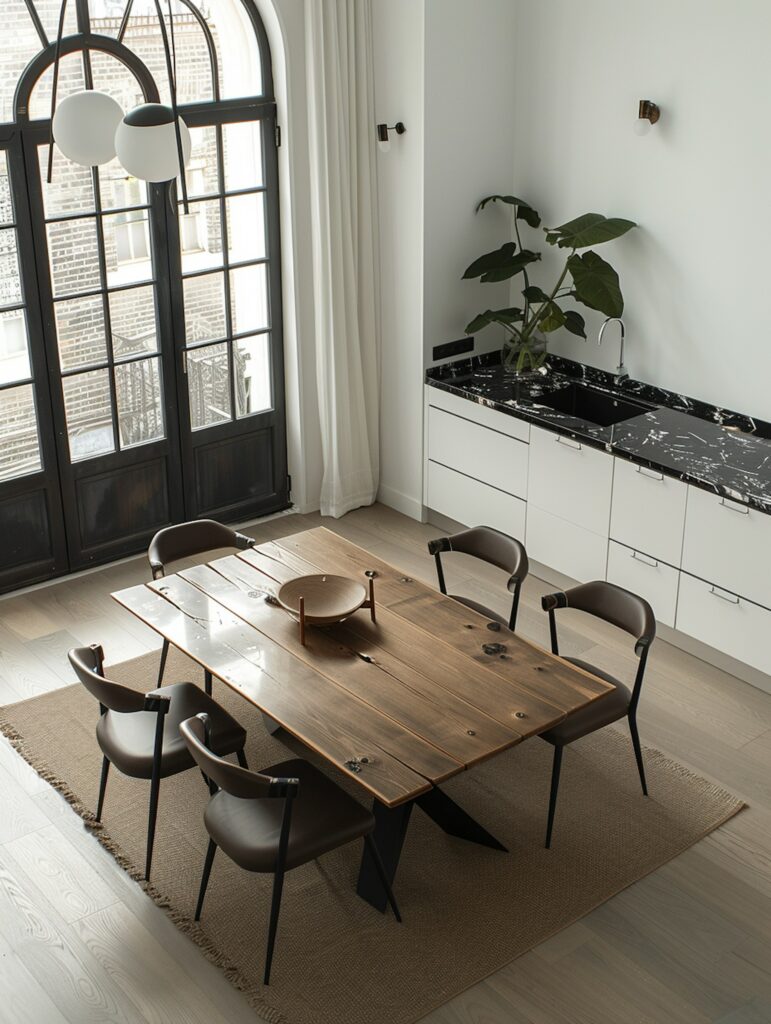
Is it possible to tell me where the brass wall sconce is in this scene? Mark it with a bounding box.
[635,100,660,136]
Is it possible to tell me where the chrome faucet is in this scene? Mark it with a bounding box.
[598,317,627,384]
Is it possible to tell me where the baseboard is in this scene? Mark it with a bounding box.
[377,483,424,521]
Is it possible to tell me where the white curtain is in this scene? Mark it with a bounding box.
[305,0,380,518]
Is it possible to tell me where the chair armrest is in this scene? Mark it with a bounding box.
[427,537,451,556]
[144,693,172,714]
[234,532,255,550]
[269,777,300,798]
[541,591,568,612]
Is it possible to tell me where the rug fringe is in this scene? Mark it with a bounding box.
[0,714,287,1024]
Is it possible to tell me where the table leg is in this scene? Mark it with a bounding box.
[261,712,282,735]
[416,787,508,852]
[356,799,413,913]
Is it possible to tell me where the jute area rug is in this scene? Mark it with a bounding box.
[0,647,744,1024]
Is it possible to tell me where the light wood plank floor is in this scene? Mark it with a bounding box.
[0,503,769,1024]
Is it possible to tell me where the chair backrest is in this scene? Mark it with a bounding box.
[427,526,529,592]
[180,715,298,799]
[148,519,254,579]
[541,581,655,654]
[68,645,147,714]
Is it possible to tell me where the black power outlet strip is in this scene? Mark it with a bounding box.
[432,336,474,361]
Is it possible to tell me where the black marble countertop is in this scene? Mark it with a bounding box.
[425,353,771,514]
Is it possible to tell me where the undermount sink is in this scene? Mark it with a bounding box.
[539,383,653,427]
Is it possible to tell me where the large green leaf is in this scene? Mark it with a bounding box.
[479,250,541,283]
[538,302,567,333]
[567,251,624,317]
[563,310,587,338]
[462,242,517,279]
[475,194,541,228]
[523,285,549,304]
[464,307,523,335]
[546,213,636,249]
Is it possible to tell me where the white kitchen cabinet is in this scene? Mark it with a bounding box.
[527,425,614,535]
[610,458,687,567]
[426,385,530,442]
[682,485,770,609]
[606,540,679,627]
[526,506,609,582]
[676,571,771,676]
[427,460,527,539]
[427,405,529,500]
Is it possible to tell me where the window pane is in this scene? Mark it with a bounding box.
[183,272,226,344]
[55,294,108,370]
[187,127,220,198]
[223,122,264,191]
[109,286,158,359]
[103,211,153,287]
[235,334,271,418]
[29,52,86,121]
[115,357,165,448]
[121,5,214,107]
[0,228,22,307]
[36,0,78,40]
[180,199,223,273]
[187,342,231,430]
[0,384,41,482]
[89,48,145,114]
[2,2,51,124]
[38,144,95,218]
[226,193,266,263]
[99,159,148,212]
[205,1,264,99]
[0,309,31,385]
[230,264,269,335]
[62,368,115,461]
[0,152,13,225]
[47,218,101,297]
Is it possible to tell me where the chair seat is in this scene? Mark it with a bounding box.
[540,658,631,746]
[96,681,246,779]
[448,594,508,627]
[204,758,375,873]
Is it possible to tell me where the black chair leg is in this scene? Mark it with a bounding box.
[629,715,648,796]
[195,839,217,921]
[204,669,212,697]
[264,865,286,985]
[96,755,110,822]
[157,639,169,687]
[363,834,402,922]
[545,745,563,849]
[145,771,162,880]
[236,747,249,769]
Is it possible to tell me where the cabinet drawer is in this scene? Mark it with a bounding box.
[606,541,679,627]
[676,571,771,676]
[528,426,613,534]
[426,385,530,442]
[527,505,608,582]
[427,461,527,539]
[610,459,687,567]
[428,406,529,499]
[682,486,770,608]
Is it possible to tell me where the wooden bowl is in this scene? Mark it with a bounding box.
[277,574,368,625]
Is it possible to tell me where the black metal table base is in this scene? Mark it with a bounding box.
[356,786,507,912]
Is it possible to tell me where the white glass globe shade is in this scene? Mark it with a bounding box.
[52,91,124,167]
[114,103,192,183]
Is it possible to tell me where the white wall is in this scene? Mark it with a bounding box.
[372,0,426,518]
[510,0,771,419]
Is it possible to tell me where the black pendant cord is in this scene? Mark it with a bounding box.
[152,0,189,212]
[117,0,135,44]
[47,0,69,183]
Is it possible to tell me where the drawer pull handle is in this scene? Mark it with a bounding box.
[719,498,749,515]
[631,550,659,568]
[555,436,582,451]
[709,586,741,605]
[635,466,664,481]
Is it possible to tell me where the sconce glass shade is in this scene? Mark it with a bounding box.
[52,91,124,167]
[114,103,192,183]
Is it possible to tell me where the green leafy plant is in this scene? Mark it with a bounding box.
[463,196,636,372]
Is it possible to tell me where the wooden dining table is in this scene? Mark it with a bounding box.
[112,526,614,911]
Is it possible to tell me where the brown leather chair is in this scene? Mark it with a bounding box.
[68,644,248,880]
[540,581,656,847]
[148,519,255,692]
[428,526,529,631]
[180,713,401,985]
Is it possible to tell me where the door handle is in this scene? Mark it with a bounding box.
[709,585,741,605]
[719,497,749,515]
[555,435,582,451]
[631,550,659,568]
[635,466,664,481]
